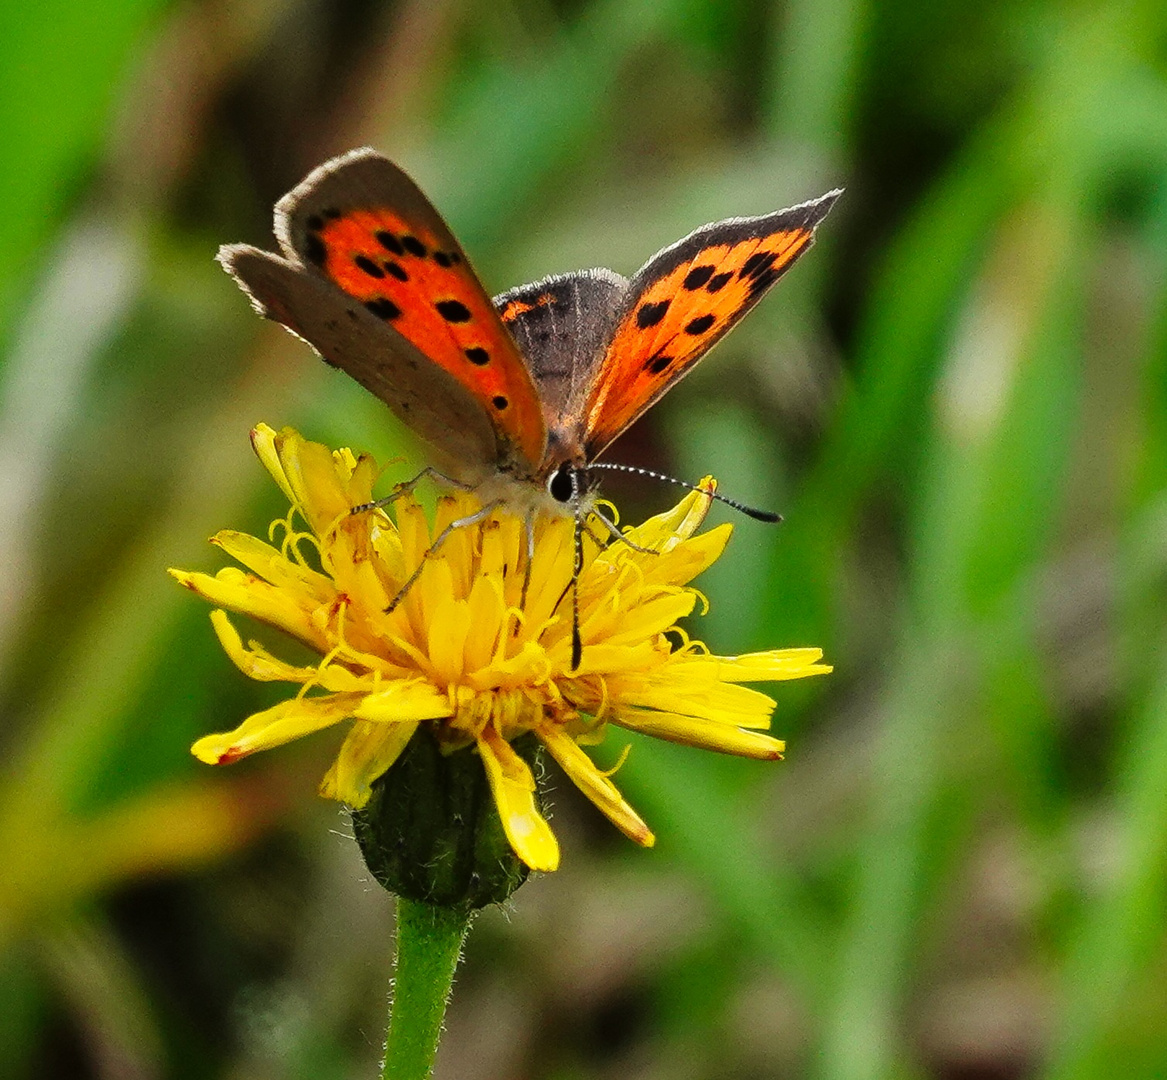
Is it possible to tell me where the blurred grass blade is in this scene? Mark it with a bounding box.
[0,215,141,672]
[816,174,1090,1080]
[1040,667,1167,1080]
[0,0,165,355]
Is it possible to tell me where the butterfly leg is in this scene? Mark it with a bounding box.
[350,466,472,517]
[570,510,585,671]
[548,509,590,670]
[385,499,502,614]
[589,506,658,555]
[518,508,536,615]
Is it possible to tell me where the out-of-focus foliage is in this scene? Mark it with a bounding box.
[1,1,1165,1077]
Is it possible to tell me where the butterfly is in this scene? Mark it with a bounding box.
[220,148,840,661]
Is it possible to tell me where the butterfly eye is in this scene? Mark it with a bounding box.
[547,465,575,504]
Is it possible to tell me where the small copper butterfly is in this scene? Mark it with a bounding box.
[219,148,840,513]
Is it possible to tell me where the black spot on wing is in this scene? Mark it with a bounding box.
[647,354,674,374]
[354,255,384,278]
[685,314,715,335]
[683,265,715,290]
[436,299,472,323]
[365,297,401,320]
[739,251,778,279]
[385,261,409,281]
[706,271,732,293]
[376,231,405,255]
[465,347,490,365]
[402,235,427,257]
[433,252,452,267]
[492,395,508,410]
[304,233,326,266]
[749,267,781,295]
[636,300,669,328]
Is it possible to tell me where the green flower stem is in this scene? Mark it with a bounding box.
[381,898,472,1080]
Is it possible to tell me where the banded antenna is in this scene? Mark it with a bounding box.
[584,462,781,523]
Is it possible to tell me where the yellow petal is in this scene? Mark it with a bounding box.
[615,707,786,759]
[637,524,732,587]
[395,496,431,569]
[210,610,375,693]
[712,649,834,681]
[673,476,718,538]
[423,559,471,684]
[581,589,696,648]
[250,423,295,504]
[191,692,362,764]
[277,431,353,535]
[522,517,575,629]
[432,495,477,599]
[478,727,559,871]
[622,477,715,548]
[463,572,506,674]
[332,553,392,620]
[342,451,379,508]
[212,530,333,602]
[170,567,330,653]
[468,640,550,689]
[319,719,419,806]
[566,640,661,676]
[354,680,454,723]
[538,724,654,846]
[369,518,407,589]
[393,497,433,631]
[210,609,316,682]
[612,666,777,726]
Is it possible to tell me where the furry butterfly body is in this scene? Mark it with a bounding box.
[220,148,840,513]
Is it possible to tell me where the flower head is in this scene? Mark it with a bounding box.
[171,425,830,874]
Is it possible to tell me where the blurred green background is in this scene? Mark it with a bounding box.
[2,0,1166,1077]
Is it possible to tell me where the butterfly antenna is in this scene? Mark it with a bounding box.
[571,468,585,671]
[584,462,782,523]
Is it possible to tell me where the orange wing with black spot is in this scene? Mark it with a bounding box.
[583,190,841,458]
[221,148,546,477]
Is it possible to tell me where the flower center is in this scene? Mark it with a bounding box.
[444,686,550,745]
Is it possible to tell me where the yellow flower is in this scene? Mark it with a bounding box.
[171,425,831,873]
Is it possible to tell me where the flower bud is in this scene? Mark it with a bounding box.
[352,727,541,909]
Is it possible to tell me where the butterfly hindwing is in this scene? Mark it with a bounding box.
[220,245,500,472]
[583,189,842,458]
[495,270,627,461]
[261,148,547,472]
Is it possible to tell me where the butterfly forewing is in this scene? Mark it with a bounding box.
[220,245,501,472]
[271,149,547,471]
[583,189,841,458]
